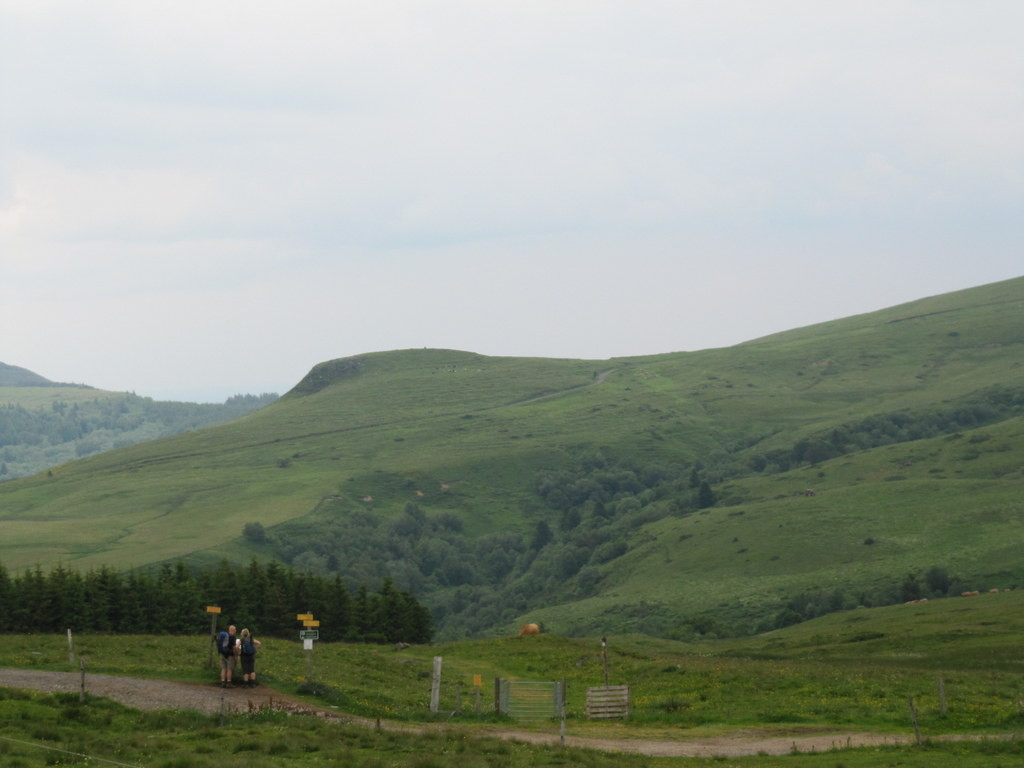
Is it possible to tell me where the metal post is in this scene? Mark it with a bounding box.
[601,637,609,686]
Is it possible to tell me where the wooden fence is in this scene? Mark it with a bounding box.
[586,685,630,719]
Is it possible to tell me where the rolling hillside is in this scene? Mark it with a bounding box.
[0,369,278,479]
[0,276,1021,640]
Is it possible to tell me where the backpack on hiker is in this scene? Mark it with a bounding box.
[218,631,235,657]
[241,635,256,656]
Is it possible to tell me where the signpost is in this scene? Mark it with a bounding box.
[297,613,318,680]
[206,606,222,668]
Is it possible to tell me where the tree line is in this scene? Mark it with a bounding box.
[0,559,432,644]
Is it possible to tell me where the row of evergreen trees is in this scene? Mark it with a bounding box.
[0,559,432,644]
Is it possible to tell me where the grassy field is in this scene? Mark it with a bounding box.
[3,594,1024,766]
[2,689,1024,767]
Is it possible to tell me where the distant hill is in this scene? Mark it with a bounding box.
[0,366,278,479]
[0,362,58,387]
[0,276,1021,642]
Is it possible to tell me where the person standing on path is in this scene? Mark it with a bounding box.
[238,628,262,688]
[218,624,239,687]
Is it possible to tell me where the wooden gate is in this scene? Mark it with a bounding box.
[586,685,630,719]
[497,679,565,721]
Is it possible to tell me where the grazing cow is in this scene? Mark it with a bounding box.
[517,623,541,636]
[961,590,980,597]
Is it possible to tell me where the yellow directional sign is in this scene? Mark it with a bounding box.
[303,620,320,627]
[473,674,482,687]
[206,606,222,614]
[296,613,313,621]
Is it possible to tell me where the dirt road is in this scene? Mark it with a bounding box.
[0,667,924,757]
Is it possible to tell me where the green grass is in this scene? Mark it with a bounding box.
[0,689,657,768]
[2,691,1023,768]
[4,592,1024,736]
[5,596,1024,766]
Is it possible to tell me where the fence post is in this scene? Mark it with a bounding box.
[601,637,609,687]
[79,658,86,703]
[559,679,567,746]
[937,677,947,716]
[908,696,922,745]
[430,656,442,714]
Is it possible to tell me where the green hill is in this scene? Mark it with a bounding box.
[0,368,278,479]
[0,362,53,387]
[1,276,1021,640]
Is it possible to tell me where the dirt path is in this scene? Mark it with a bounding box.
[0,668,937,757]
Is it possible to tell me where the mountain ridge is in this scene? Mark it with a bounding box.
[1,275,1021,640]
[0,362,68,387]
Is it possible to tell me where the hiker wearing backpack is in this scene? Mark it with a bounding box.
[218,624,239,688]
[239,628,262,687]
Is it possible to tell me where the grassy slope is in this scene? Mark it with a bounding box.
[0,277,1021,635]
[526,416,1024,635]
[0,386,123,409]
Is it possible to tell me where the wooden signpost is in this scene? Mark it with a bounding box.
[205,606,221,668]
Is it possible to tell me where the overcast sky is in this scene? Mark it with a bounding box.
[2,2,1021,402]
